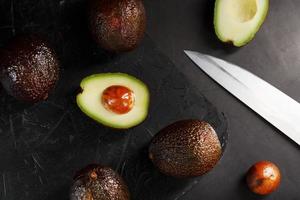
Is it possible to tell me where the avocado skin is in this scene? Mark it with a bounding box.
[76,73,150,129]
[88,0,146,52]
[149,120,222,178]
[214,0,269,47]
[70,164,130,200]
[0,35,59,103]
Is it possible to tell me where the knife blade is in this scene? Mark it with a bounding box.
[184,50,300,145]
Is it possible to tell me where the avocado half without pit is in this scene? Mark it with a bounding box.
[149,120,222,178]
[214,0,269,46]
[77,73,150,129]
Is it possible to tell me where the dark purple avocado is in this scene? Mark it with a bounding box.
[70,164,130,200]
[0,35,60,103]
[149,120,222,178]
[88,0,146,52]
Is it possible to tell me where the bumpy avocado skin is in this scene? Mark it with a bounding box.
[0,35,60,103]
[70,164,130,200]
[149,120,222,178]
[88,0,146,52]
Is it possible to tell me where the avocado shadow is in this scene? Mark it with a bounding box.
[56,0,117,70]
[203,106,229,157]
[199,0,239,54]
[235,173,268,200]
[0,85,36,115]
[45,185,70,200]
[124,146,202,200]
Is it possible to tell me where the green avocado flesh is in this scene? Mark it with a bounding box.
[77,73,150,129]
[214,0,269,46]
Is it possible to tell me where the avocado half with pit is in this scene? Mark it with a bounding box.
[214,0,269,46]
[77,73,150,129]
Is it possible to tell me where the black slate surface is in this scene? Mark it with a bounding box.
[0,0,228,199]
[144,0,300,199]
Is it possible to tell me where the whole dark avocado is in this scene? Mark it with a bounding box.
[149,120,222,178]
[88,0,146,52]
[0,35,59,103]
[70,164,130,200]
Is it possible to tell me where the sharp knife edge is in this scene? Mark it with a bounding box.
[184,50,300,145]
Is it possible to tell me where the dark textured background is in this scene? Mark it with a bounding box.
[0,0,229,199]
[0,0,299,199]
[144,0,300,199]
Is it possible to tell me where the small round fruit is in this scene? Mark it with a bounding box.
[70,164,130,200]
[76,73,150,129]
[88,0,146,52]
[246,161,281,195]
[149,120,222,178]
[0,35,59,103]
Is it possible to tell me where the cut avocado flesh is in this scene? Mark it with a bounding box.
[77,73,150,129]
[214,0,269,46]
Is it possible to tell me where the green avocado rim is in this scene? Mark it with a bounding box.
[214,0,269,47]
[76,72,150,129]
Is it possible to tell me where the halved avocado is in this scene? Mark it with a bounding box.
[214,0,269,47]
[77,73,150,129]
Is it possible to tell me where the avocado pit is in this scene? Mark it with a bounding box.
[101,85,135,114]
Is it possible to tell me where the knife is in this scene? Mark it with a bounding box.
[184,50,300,145]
